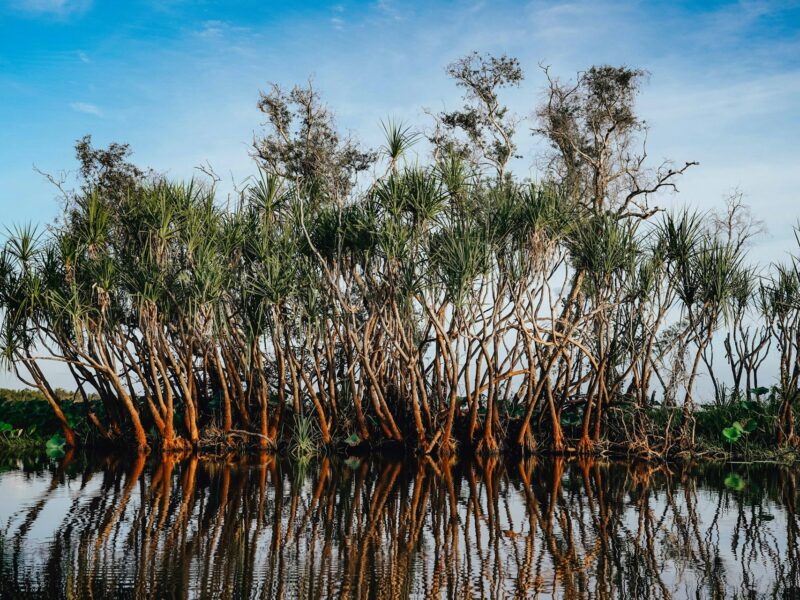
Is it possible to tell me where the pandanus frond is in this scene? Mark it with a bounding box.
[657,209,705,306]
[377,215,414,264]
[693,240,747,319]
[484,184,524,245]
[436,153,474,201]
[763,262,800,319]
[373,168,446,228]
[429,219,491,306]
[566,213,639,292]
[4,224,43,271]
[380,118,420,168]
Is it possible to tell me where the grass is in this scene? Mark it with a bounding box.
[0,429,45,455]
[290,413,321,462]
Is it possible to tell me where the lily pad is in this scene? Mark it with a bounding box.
[344,457,362,470]
[344,433,361,447]
[722,426,741,443]
[45,434,66,458]
[724,473,746,491]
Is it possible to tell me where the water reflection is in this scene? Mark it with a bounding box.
[1,453,800,599]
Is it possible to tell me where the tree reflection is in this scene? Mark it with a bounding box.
[1,455,799,599]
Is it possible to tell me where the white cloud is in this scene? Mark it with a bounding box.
[69,101,102,116]
[374,0,404,21]
[10,0,92,17]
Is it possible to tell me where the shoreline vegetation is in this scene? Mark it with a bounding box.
[1,53,799,461]
[2,391,799,464]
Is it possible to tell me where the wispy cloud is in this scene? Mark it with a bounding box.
[10,0,92,18]
[194,19,251,40]
[69,101,102,116]
[375,0,405,21]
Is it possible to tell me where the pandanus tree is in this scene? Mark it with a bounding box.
[428,212,491,453]
[565,213,640,452]
[764,241,800,446]
[660,210,749,447]
[0,227,77,447]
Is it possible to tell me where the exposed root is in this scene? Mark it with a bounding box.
[576,435,595,455]
[198,426,277,453]
[477,432,501,456]
[161,436,191,453]
[519,428,538,455]
[438,435,458,458]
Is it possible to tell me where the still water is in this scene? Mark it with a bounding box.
[0,452,799,599]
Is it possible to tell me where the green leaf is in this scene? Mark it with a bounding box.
[722,427,741,443]
[45,434,66,458]
[560,413,582,427]
[344,457,362,470]
[344,433,361,447]
[743,418,757,433]
[724,473,746,491]
[0,421,13,433]
[750,387,769,397]
[732,421,745,433]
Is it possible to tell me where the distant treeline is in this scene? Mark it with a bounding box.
[1,53,798,457]
[0,387,81,402]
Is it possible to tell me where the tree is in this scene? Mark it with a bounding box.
[432,52,523,180]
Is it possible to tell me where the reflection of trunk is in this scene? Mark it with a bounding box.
[13,452,788,598]
[354,462,402,591]
[95,453,147,549]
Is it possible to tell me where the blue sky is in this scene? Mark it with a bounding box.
[1,0,799,253]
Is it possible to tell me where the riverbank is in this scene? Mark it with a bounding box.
[2,389,796,463]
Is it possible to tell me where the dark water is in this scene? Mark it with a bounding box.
[1,453,799,599]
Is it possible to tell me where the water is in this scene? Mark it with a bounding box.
[1,452,799,599]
